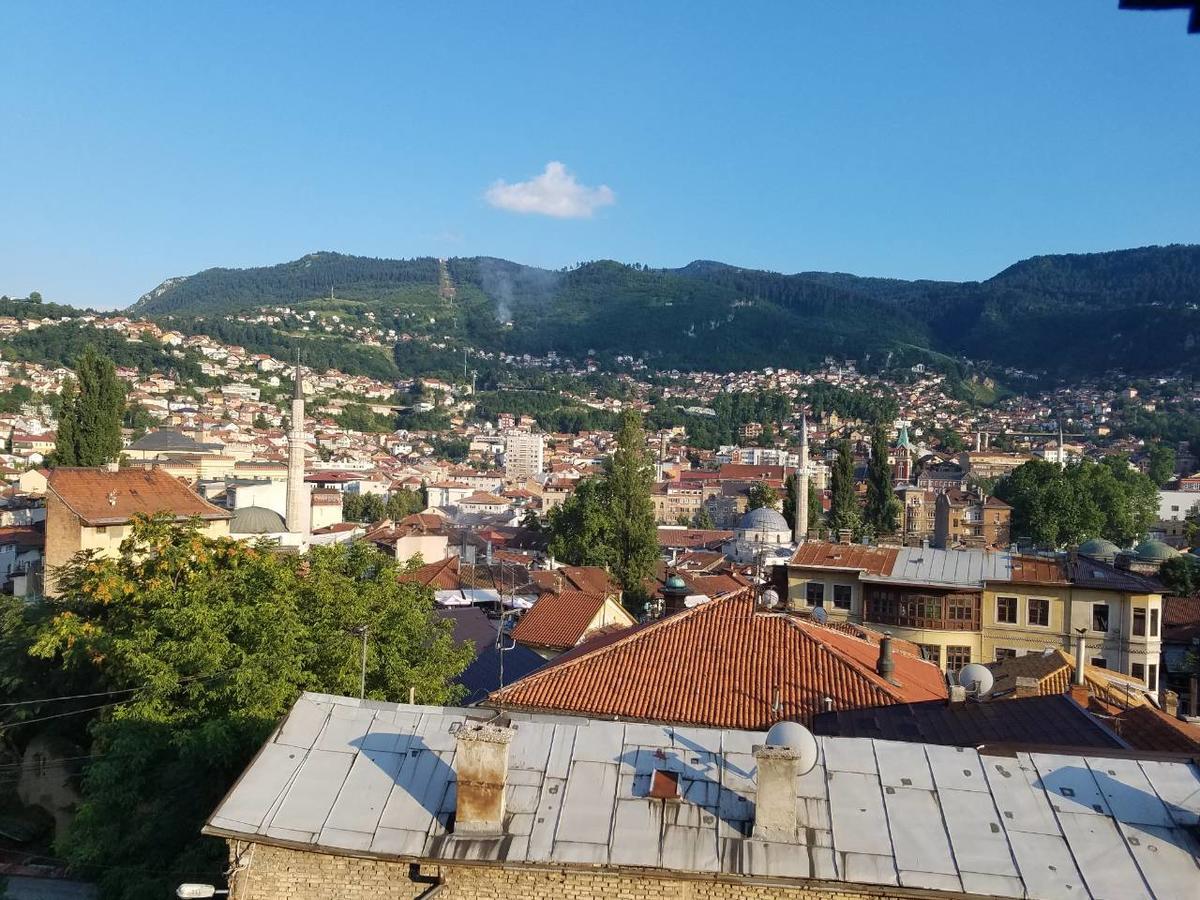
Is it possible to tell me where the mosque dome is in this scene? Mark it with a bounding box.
[1134,539,1180,563]
[738,507,789,534]
[1077,538,1121,562]
[665,574,688,591]
[230,505,287,535]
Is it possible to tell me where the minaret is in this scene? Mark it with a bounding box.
[795,413,809,543]
[286,354,307,534]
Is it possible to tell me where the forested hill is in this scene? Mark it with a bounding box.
[128,244,1200,377]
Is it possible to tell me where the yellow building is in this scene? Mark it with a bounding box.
[45,466,231,595]
[788,541,1164,689]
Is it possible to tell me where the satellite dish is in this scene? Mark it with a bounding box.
[763,720,819,775]
[957,663,994,697]
[812,606,828,625]
[761,588,780,609]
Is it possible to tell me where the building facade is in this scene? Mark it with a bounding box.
[504,430,545,480]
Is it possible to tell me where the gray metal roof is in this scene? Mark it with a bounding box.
[863,546,1013,588]
[205,693,1200,898]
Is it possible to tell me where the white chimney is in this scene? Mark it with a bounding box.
[1073,629,1087,687]
[453,721,515,835]
[752,721,818,842]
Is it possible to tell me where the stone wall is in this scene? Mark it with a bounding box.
[227,841,908,900]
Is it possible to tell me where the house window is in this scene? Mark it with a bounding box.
[95,526,107,534]
[833,584,852,610]
[917,644,941,667]
[1028,598,1049,627]
[1148,664,1158,692]
[1091,656,1108,669]
[946,646,972,672]
[1150,608,1159,638]
[1092,604,1110,633]
[806,582,825,606]
[996,596,1017,624]
[995,648,1017,662]
[948,598,974,622]
[1133,608,1146,637]
[1132,662,1145,683]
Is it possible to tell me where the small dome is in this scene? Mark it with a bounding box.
[1134,539,1179,563]
[230,505,286,534]
[1078,538,1120,561]
[738,506,789,533]
[665,574,687,591]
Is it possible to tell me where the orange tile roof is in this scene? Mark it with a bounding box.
[1113,704,1200,754]
[987,650,1152,709]
[789,541,899,576]
[47,467,230,526]
[490,593,947,729]
[529,566,620,598]
[510,590,632,651]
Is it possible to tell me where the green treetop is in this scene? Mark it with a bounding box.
[864,426,901,536]
[53,345,125,467]
[827,440,862,537]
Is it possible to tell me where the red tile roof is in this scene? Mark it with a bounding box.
[1113,704,1200,754]
[529,566,620,598]
[490,593,947,729]
[510,590,633,651]
[47,467,230,526]
[1008,555,1068,584]
[789,541,899,576]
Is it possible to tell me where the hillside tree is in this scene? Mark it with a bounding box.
[53,345,125,466]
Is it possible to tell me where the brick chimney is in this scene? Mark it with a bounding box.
[1164,690,1179,718]
[875,633,896,684]
[1014,676,1040,699]
[752,745,800,841]
[453,721,515,835]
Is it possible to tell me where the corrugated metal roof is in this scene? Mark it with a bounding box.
[206,693,1200,898]
[868,546,1012,588]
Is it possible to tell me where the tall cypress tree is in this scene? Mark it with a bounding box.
[604,411,658,600]
[52,378,81,466]
[864,426,900,536]
[56,346,125,467]
[807,478,823,535]
[827,440,861,536]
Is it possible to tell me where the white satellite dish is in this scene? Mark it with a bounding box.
[812,606,828,625]
[761,588,780,609]
[957,663,994,697]
[763,720,819,775]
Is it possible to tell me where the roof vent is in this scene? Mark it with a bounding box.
[648,769,680,800]
[106,491,118,507]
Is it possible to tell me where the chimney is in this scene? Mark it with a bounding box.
[1014,676,1040,699]
[837,529,852,545]
[947,684,967,704]
[1073,629,1087,687]
[453,721,515,835]
[1164,690,1179,718]
[752,745,801,841]
[875,633,895,683]
[105,460,119,473]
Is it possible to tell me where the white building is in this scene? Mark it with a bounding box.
[503,429,544,480]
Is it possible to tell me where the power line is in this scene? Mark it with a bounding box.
[0,671,225,710]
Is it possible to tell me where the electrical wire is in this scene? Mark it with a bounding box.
[0,671,222,710]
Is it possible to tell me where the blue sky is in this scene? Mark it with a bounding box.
[2,2,1197,309]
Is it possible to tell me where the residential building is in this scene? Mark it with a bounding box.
[933,488,1012,549]
[44,467,231,595]
[503,429,544,480]
[205,691,1200,900]
[788,541,1165,684]
[510,587,635,658]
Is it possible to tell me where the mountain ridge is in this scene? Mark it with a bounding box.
[128,244,1200,378]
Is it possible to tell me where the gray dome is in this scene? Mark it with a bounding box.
[739,506,789,533]
[1078,538,1121,562]
[231,505,287,534]
[1134,539,1179,563]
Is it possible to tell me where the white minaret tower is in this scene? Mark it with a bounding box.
[795,413,809,544]
[286,355,307,534]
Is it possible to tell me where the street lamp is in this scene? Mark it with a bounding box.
[176,886,228,899]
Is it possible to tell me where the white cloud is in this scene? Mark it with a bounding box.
[485,161,615,219]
